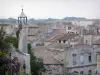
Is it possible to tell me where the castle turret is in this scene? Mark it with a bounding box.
[18,9,28,53]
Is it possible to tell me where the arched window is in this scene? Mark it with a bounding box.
[80,71,84,75]
[88,70,92,75]
[73,71,78,75]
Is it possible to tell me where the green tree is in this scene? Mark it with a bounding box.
[0,26,10,54]
[28,43,45,75]
[0,26,20,75]
[0,26,10,75]
[4,36,18,48]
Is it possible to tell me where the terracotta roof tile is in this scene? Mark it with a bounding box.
[58,33,78,40]
[34,46,62,64]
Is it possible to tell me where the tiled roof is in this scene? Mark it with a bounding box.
[47,43,69,49]
[50,34,64,41]
[93,39,100,45]
[71,44,92,49]
[87,25,100,28]
[33,46,62,64]
[58,33,78,40]
[28,24,39,28]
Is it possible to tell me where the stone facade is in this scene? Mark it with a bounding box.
[44,64,63,75]
[66,45,99,75]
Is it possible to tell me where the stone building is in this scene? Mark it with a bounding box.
[17,8,30,75]
[53,44,100,75]
[27,24,39,42]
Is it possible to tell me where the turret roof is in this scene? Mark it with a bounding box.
[19,9,27,18]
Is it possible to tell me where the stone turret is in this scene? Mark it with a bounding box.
[18,9,28,53]
[17,9,30,75]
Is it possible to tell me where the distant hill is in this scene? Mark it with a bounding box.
[0,18,17,23]
[63,17,86,20]
[0,17,87,23]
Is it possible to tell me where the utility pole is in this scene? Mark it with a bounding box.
[9,52,12,75]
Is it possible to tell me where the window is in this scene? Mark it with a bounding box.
[80,71,84,75]
[61,60,63,61]
[88,70,92,75]
[88,53,92,63]
[96,54,97,62]
[80,55,84,64]
[68,27,71,30]
[86,40,88,44]
[73,71,78,75]
[59,40,61,43]
[63,40,66,43]
[72,54,77,65]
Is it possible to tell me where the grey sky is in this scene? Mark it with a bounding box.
[0,0,100,19]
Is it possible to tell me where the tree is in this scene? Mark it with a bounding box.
[0,26,10,75]
[0,26,20,75]
[0,26,10,53]
[4,36,18,49]
[28,43,45,75]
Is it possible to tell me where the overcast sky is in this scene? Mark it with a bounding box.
[0,0,100,19]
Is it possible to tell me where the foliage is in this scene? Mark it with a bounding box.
[0,52,6,56]
[0,26,20,75]
[28,43,45,75]
[0,26,9,75]
[0,56,9,75]
[0,26,10,53]
[4,36,18,48]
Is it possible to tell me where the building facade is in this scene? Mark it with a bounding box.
[66,45,97,75]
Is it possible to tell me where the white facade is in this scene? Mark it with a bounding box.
[83,35,100,45]
[65,25,75,33]
[71,20,93,26]
[83,35,93,45]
